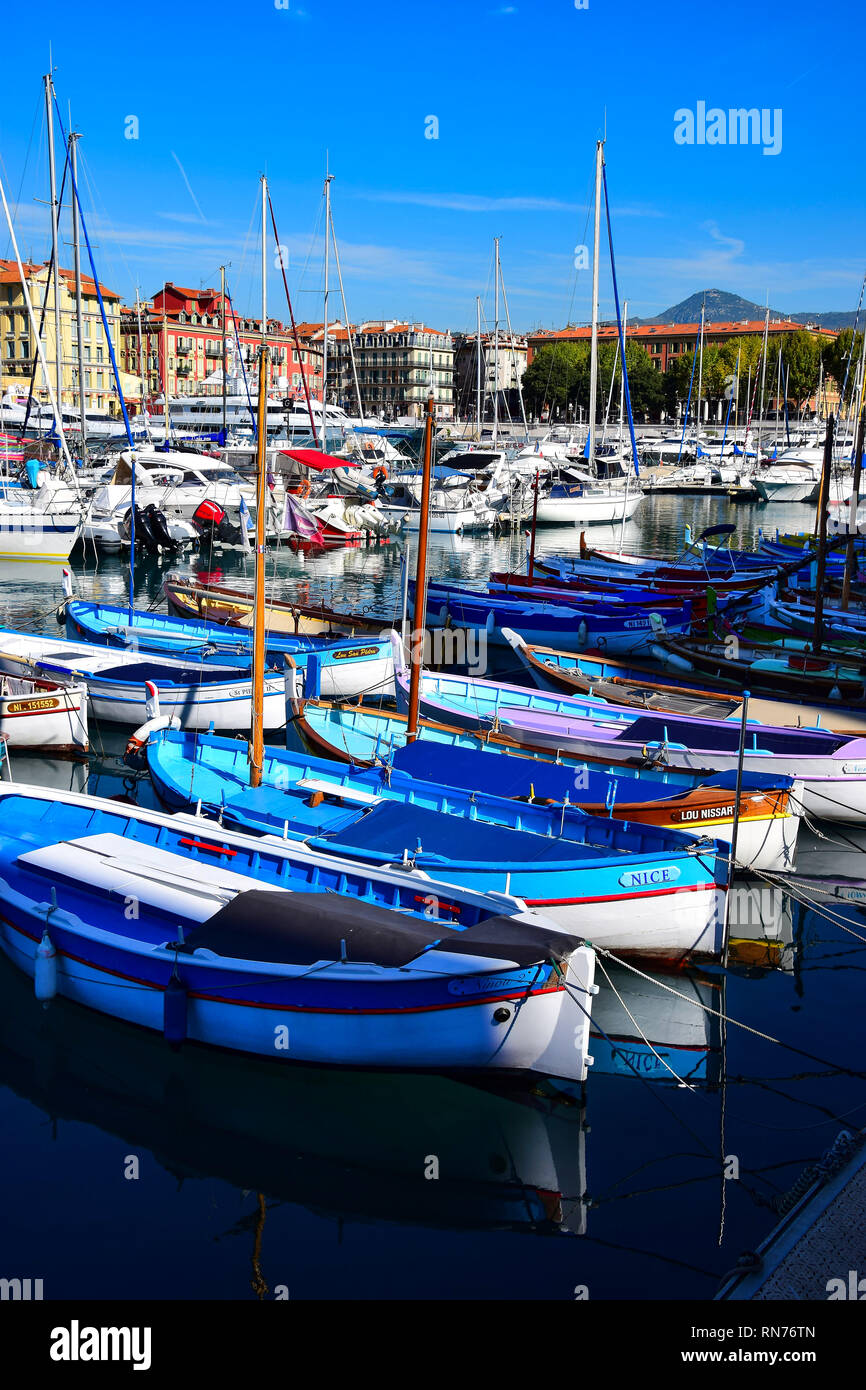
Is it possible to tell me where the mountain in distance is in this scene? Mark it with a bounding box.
[785,309,861,330]
[633,288,858,330]
[636,289,781,325]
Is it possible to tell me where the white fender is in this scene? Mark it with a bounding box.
[125,699,181,764]
[388,628,410,681]
[35,928,57,1002]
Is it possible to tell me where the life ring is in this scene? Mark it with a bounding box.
[124,712,181,769]
[373,464,389,483]
[296,478,311,498]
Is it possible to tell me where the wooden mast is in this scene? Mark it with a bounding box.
[841,407,864,610]
[406,392,435,741]
[527,469,540,579]
[812,413,834,654]
[250,175,268,789]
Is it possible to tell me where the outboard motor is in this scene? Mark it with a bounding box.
[143,503,181,552]
[122,505,161,555]
[191,498,245,548]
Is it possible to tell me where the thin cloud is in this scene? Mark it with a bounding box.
[170,152,207,223]
[354,188,663,217]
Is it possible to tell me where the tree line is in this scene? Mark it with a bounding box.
[522,329,863,422]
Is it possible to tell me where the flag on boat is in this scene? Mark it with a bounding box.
[238,496,252,553]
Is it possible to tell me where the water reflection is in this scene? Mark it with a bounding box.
[0,949,588,1240]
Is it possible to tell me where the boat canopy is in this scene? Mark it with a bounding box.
[280,449,360,471]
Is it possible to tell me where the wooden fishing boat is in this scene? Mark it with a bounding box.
[63,600,396,702]
[285,698,800,873]
[0,629,287,730]
[489,571,731,621]
[653,632,866,705]
[421,580,695,654]
[163,573,385,638]
[533,555,775,596]
[504,629,866,736]
[141,726,730,960]
[0,784,595,1082]
[0,673,88,753]
[386,646,866,823]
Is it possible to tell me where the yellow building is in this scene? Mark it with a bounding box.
[0,258,123,417]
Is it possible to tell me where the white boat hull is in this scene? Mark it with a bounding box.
[0,677,88,753]
[535,491,643,526]
[0,633,285,730]
[534,885,726,960]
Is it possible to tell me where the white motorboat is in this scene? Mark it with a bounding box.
[752,447,824,503]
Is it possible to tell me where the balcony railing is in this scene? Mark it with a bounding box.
[205,345,222,358]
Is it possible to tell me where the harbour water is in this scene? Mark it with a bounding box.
[1,494,864,1300]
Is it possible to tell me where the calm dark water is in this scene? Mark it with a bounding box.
[2,493,865,1301]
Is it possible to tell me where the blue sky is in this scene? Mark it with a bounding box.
[1,0,863,332]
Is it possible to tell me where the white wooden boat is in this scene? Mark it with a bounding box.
[0,630,286,730]
[0,674,87,753]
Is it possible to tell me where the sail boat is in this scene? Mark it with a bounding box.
[532,141,644,528]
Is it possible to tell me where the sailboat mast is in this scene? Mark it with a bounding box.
[493,237,500,448]
[330,208,364,422]
[406,393,435,741]
[220,265,227,442]
[0,164,74,474]
[250,175,268,790]
[756,305,769,460]
[134,291,151,444]
[499,255,528,438]
[695,300,705,439]
[68,130,87,459]
[588,140,603,465]
[162,284,171,445]
[475,296,482,437]
[321,168,332,448]
[44,72,64,413]
[619,300,627,457]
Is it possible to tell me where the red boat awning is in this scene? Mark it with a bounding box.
[279,449,360,471]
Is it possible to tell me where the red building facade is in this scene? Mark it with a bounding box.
[119,282,322,412]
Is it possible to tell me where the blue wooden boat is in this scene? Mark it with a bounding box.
[63,600,396,701]
[383,644,866,823]
[142,727,728,960]
[285,698,797,874]
[420,581,694,653]
[0,784,595,1082]
[0,626,288,730]
[502,629,866,736]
